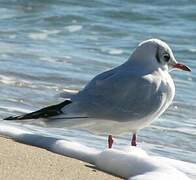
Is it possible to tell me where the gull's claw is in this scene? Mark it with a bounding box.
[131,133,137,146]
[108,134,113,149]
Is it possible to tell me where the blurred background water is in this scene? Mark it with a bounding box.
[0,0,195,165]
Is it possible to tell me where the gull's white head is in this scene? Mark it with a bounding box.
[129,39,191,72]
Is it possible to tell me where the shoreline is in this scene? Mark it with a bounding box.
[0,136,121,180]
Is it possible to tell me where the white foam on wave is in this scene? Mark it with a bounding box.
[189,48,196,53]
[0,122,195,180]
[29,32,48,40]
[42,30,61,35]
[0,75,15,85]
[101,48,123,55]
[29,30,61,40]
[9,34,16,39]
[59,88,78,98]
[0,75,35,88]
[108,48,123,55]
[0,106,31,114]
[39,55,72,64]
[65,25,83,33]
[0,54,9,59]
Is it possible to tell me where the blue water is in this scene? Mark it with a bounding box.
[0,0,195,164]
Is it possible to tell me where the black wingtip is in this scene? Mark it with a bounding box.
[3,99,72,121]
[3,116,18,120]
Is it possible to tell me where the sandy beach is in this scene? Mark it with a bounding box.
[0,137,121,180]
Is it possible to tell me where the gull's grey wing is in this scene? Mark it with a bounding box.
[74,68,167,121]
[59,89,78,99]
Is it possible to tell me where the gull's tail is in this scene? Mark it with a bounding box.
[4,99,72,120]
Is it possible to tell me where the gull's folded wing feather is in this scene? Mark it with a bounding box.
[74,69,165,121]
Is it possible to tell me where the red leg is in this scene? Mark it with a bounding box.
[108,134,113,148]
[131,133,137,146]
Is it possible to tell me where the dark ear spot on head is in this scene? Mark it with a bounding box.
[155,46,161,63]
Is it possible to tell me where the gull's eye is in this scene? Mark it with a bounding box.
[163,54,170,62]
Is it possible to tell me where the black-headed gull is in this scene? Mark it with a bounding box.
[4,39,191,148]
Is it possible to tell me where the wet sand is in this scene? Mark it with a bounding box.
[0,137,121,180]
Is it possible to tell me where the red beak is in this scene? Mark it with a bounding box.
[173,63,191,72]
